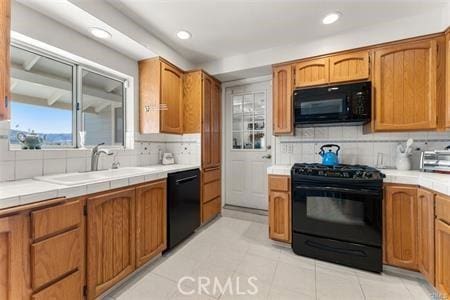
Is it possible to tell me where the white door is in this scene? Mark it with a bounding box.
[224,80,273,210]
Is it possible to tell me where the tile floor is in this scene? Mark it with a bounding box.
[106,213,435,300]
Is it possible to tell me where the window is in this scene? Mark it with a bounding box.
[232,92,266,150]
[9,44,127,149]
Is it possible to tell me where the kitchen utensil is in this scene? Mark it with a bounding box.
[16,131,43,150]
[319,144,340,166]
[162,153,175,165]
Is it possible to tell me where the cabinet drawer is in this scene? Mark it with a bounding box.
[31,199,82,240]
[269,175,290,192]
[203,180,221,203]
[203,168,220,183]
[31,228,81,290]
[202,197,221,223]
[436,194,450,224]
[31,271,82,300]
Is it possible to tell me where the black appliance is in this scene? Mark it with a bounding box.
[166,169,200,250]
[294,81,371,126]
[291,163,384,272]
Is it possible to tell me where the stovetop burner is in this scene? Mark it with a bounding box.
[292,163,385,180]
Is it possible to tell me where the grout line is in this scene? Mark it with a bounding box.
[279,138,450,144]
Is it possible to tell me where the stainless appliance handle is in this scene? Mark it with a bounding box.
[295,185,379,195]
[176,175,198,185]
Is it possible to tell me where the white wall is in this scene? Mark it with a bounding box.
[202,8,449,77]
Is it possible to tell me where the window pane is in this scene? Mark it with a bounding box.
[233,95,242,114]
[82,70,124,146]
[243,132,253,149]
[243,94,253,113]
[243,114,254,131]
[232,132,242,149]
[232,114,242,131]
[254,131,265,149]
[254,92,265,115]
[9,46,74,147]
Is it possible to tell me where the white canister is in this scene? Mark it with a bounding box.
[396,153,412,170]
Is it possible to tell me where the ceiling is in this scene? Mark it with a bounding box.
[109,0,449,65]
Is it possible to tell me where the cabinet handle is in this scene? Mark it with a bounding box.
[4,96,8,109]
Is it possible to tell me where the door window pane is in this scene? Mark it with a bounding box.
[9,46,74,147]
[82,70,124,146]
[231,92,266,150]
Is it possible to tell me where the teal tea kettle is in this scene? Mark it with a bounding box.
[319,144,340,166]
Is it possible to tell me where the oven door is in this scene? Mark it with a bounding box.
[292,183,382,247]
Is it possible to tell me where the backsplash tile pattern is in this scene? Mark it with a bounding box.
[275,126,450,169]
[0,121,201,182]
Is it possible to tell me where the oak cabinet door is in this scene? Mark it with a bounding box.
[160,61,183,134]
[294,58,329,87]
[329,51,370,83]
[210,81,221,167]
[273,65,293,135]
[417,188,435,285]
[435,219,450,297]
[0,0,10,121]
[87,188,136,299]
[0,214,30,300]
[135,180,167,267]
[269,191,291,243]
[384,185,418,270]
[446,31,450,128]
[373,39,437,131]
[183,71,202,133]
[202,75,221,169]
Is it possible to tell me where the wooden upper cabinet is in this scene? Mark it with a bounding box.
[417,188,435,285]
[139,57,183,134]
[445,31,450,128]
[202,74,221,169]
[373,39,438,131]
[294,58,329,87]
[0,0,10,121]
[135,180,167,267]
[0,213,30,300]
[384,185,418,270]
[160,61,183,134]
[86,188,136,300]
[183,71,202,133]
[273,65,293,135]
[329,51,370,83]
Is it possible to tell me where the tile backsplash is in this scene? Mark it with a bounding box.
[0,121,200,182]
[275,126,450,169]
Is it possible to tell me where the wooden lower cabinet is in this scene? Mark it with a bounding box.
[31,271,82,300]
[135,180,167,267]
[201,167,221,223]
[0,213,30,299]
[417,188,435,284]
[435,219,450,297]
[268,175,291,243]
[384,185,419,270]
[268,191,291,243]
[87,188,136,299]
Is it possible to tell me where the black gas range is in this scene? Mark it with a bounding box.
[291,163,385,273]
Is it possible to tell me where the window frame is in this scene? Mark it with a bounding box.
[10,40,128,149]
[230,90,268,152]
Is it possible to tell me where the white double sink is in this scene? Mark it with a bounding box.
[35,167,159,186]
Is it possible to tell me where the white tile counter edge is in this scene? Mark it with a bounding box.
[0,164,200,210]
[267,165,450,196]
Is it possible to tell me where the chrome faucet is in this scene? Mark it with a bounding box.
[91,143,113,171]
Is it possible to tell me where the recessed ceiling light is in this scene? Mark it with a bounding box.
[177,30,192,40]
[322,12,341,25]
[89,27,112,39]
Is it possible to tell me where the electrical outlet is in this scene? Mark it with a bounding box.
[287,144,294,153]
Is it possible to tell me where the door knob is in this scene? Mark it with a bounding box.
[262,154,272,159]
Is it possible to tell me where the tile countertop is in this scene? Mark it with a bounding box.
[0,164,200,210]
[267,165,450,196]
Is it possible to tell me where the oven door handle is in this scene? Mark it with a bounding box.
[295,185,380,195]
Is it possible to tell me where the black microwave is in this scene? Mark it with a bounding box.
[293,81,371,126]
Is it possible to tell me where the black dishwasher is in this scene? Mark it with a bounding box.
[166,169,200,250]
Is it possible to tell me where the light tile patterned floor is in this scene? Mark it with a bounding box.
[107,215,435,300]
